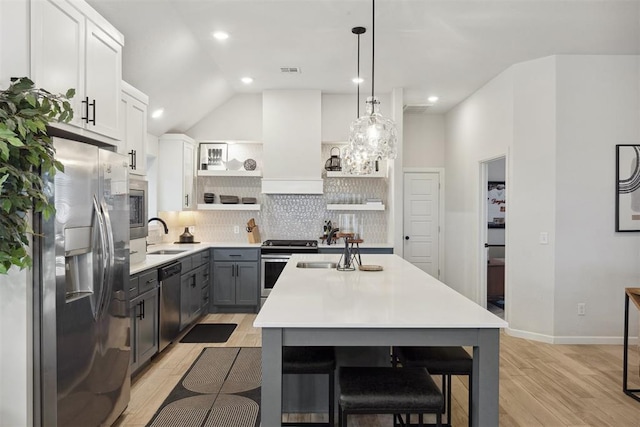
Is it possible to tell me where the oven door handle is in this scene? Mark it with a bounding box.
[261,254,292,260]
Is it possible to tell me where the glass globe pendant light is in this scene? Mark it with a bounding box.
[344,0,398,175]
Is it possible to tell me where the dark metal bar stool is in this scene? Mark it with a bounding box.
[394,347,473,427]
[283,346,336,426]
[338,366,443,427]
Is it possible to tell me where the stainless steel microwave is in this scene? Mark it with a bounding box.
[129,178,148,239]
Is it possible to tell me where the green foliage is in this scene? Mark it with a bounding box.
[0,77,74,274]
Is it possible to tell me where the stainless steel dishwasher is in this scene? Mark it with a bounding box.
[158,262,182,351]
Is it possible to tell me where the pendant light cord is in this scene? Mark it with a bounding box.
[357,32,361,117]
[371,0,375,98]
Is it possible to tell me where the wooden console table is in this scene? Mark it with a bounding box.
[623,288,640,402]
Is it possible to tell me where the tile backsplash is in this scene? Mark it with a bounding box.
[155,174,388,244]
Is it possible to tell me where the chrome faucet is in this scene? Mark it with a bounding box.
[148,217,169,234]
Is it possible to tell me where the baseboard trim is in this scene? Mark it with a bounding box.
[506,327,639,345]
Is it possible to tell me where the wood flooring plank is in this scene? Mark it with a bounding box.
[114,313,640,427]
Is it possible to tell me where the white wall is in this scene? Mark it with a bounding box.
[446,55,640,342]
[146,133,159,218]
[508,56,558,338]
[553,56,640,341]
[187,94,262,141]
[0,267,32,427]
[0,4,32,424]
[444,69,514,300]
[186,92,392,144]
[403,114,445,168]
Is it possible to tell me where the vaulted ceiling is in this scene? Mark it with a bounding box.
[87,0,640,136]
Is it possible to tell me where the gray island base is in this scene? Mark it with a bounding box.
[255,254,507,427]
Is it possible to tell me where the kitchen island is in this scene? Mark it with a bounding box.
[254,253,508,426]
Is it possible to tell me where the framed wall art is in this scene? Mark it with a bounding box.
[488,181,506,228]
[616,144,640,232]
[199,142,228,171]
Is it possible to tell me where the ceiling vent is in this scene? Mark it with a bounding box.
[280,67,301,74]
[403,104,431,114]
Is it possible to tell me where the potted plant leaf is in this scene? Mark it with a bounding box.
[0,77,74,274]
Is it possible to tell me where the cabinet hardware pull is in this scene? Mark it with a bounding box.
[137,301,144,320]
[89,99,96,125]
[236,265,239,276]
[129,150,135,170]
[185,194,189,206]
[230,254,241,257]
[146,279,156,284]
[81,97,89,123]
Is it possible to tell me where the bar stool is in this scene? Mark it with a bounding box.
[394,347,473,427]
[338,366,443,427]
[283,346,336,426]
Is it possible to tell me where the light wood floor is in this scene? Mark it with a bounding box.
[114,313,640,427]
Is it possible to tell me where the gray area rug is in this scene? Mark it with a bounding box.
[147,347,261,427]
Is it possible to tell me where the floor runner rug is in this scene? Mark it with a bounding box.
[147,347,261,427]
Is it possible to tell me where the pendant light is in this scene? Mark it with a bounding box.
[344,0,398,175]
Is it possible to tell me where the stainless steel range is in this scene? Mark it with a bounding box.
[261,240,318,301]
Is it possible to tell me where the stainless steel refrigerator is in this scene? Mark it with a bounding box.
[38,137,131,426]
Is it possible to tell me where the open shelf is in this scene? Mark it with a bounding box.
[326,170,386,178]
[197,204,261,211]
[197,170,262,177]
[326,204,385,211]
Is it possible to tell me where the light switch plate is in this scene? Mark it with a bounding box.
[539,232,549,244]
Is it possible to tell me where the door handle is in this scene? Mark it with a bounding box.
[81,97,89,123]
[405,236,410,240]
[89,99,96,125]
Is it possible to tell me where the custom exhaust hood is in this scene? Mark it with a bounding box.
[261,90,323,194]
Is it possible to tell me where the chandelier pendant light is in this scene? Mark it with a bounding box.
[344,0,398,175]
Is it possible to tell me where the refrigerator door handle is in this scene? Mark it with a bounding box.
[92,196,108,319]
[99,199,116,318]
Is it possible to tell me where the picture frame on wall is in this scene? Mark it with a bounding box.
[488,181,506,228]
[616,144,640,232]
[199,142,228,171]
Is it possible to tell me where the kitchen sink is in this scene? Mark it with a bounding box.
[296,261,338,269]
[148,249,187,255]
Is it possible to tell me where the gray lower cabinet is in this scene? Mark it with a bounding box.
[179,250,210,330]
[129,269,159,375]
[211,248,259,312]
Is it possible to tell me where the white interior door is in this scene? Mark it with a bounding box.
[403,172,440,278]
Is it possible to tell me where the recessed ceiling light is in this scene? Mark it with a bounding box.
[428,96,439,103]
[352,77,364,84]
[241,77,253,84]
[212,31,229,41]
[151,108,164,119]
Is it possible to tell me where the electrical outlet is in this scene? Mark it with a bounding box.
[233,225,240,234]
[577,303,586,316]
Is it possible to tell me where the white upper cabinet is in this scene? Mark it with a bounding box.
[31,0,123,143]
[84,19,122,139]
[158,134,196,211]
[120,81,149,176]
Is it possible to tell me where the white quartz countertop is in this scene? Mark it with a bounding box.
[130,242,261,275]
[254,254,508,329]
